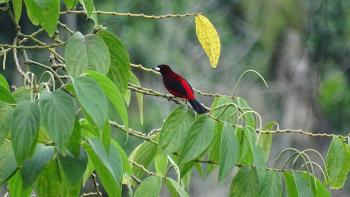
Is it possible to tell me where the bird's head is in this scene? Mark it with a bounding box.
[152,64,172,75]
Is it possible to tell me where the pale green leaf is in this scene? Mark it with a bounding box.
[134,176,162,197]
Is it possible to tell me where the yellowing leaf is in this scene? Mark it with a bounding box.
[195,14,221,68]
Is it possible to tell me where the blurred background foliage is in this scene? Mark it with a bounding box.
[1,0,350,196]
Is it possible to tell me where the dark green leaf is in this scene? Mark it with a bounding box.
[129,72,143,124]
[102,119,111,151]
[259,170,282,197]
[68,119,81,157]
[299,172,330,197]
[39,90,76,152]
[65,32,110,78]
[111,139,132,176]
[134,176,162,197]
[234,97,256,129]
[84,138,122,197]
[0,141,17,184]
[13,86,31,102]
[206,121,223,175]
[326,136,350,189]
[97,30,130,94]
[0,85,15,104]
[0,103,14,142]
[86,71,128,128]
[73,76,108,131]
[11,101,40,164]
[23,0,59,36]
[20,144,55,188]
[159,106,195,154]
[180,116,214,164]
[219,123,239,181]
[12,0,22,23]
[230,167,259,197]
[58,148,88,186]
[210,97,237,122]
[165,177,189,197]
[8,171,32,197]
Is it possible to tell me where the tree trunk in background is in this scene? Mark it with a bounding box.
[275,29,316,149]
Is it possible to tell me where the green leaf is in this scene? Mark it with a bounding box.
[12,0,22,23]
[230,167,259,197]
[0,74,10,90]
[13,86,31,102]
[155,151,168,176]
[97,30,130,94]
[11,101,40,164]
[259,170,282,197]
[65,32,110,78]
[73,76,108,131]
[129,140,157,178]
[219,123,239,182]
[0,141,17,184]
[234,97,256,129]
[111,139,132,176]
[210,97,237,122]
[64,0,75,9]
[39,90,76,152]
[8,171,32,197]
[20,144,55,188]
[326,136,350,189]
[79,0,93,16]
[284,171,313,197]
[68,119,82,157]
[0,103,14,142]
[206,121,223,175]
[86,71,128,128]
[0,85,15,104]
[165,177,189,197]
[58,148,88,186]
[102,119,111,151]
[129,72,143,124]
[134,176,162,197]
[34,159,66,197]
[159,106,195,154]
[84,138,122,197]
[23,0,60,36]
[180,116,214,164]
[0,0,9,4]
[258,121,276,162]
[299,172,330,197]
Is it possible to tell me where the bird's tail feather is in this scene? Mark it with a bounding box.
[189,99,208,114]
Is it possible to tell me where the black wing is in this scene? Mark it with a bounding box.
[163,78,189,97]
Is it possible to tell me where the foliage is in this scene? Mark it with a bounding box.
[0,0,348,196]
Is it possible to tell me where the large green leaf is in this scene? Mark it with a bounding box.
[65,32,110,78]
[0,74,10,90]
[299,172,330,197]
[8,171,32,197]
[97,30,130,94]
[73,76,108,131]
[326,136,350,189]
[134,176,162,197]
[12,0,22,23]
[20,144,55,188]
[159,106,195,154]
[206,121,223,175]
[258,121,276,161]
[39,90,76,152]
[58,148,88,186]
[23,0,59,36]
[129,72,143,124]
[210,97,237,122]
[11,101,41,164]
[86,71,128,128]
[0,141,17,184]
[111,139,132,176]
[219,123,239,181]
[180,116,214,164]
[0,103,14,142]
[259,170,282,197]
[155,151,168,176]
[84,138,122,197]
[68,119,82,157]
[284,171,315,197]
[165,177,189,197]
[230,167,259,197]
[129,140,158,178]
[234,97,256,129]
[0,84,15,104]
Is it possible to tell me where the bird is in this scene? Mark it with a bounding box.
[152,64,208,114]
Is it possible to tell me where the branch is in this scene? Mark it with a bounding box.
[61,10,199,19]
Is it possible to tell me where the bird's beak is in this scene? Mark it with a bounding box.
[152,67,160,72]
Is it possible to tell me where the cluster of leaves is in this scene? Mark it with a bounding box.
[0,0,350,196]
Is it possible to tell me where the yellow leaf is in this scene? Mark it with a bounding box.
[195,14,221,68]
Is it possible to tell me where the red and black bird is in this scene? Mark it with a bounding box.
[153,64,208,114]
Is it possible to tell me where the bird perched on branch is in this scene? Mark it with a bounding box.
[153,64,208,114]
